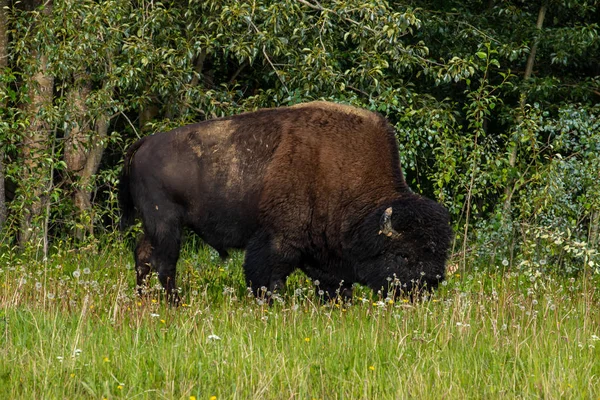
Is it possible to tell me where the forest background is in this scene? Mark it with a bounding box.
[0,0,599,274]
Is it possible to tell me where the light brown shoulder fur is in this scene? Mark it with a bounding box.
[290,101,382,125]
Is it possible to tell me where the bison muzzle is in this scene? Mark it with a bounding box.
[118,101,452,303]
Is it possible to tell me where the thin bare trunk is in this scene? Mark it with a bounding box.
[139,97,159,133]
[190,49,206,88]
[0,0,8,232]
[180,49,207,118]
[503,1,547,215]
[19,0,54,248]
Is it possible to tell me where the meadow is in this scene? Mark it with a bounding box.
[0,242,599,399]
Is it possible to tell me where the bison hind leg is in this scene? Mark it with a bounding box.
[140,215,184,305]
[135,234,153,294]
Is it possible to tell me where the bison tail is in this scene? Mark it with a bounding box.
[118,136,148,231]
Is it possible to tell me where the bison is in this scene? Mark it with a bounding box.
[118,101,452,303]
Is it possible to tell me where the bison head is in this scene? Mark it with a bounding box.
[353,195,452,297]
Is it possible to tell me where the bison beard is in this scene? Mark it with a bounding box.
[118,101,452,304]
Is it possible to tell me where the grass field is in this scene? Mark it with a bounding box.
[1,242,599,399]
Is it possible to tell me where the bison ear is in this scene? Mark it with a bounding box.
[378,207,400,238]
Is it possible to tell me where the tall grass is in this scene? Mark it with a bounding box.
[0,242,598,399]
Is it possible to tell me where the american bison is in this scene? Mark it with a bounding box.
[119,101,452,303]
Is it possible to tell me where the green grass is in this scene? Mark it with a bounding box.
[0,243,599,399]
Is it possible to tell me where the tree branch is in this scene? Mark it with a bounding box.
[246,17,290,94]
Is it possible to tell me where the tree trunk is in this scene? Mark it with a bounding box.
[590,168,600,249]
[502,0,547,216]
[64,72,108,240]
[591,211,599,249]
[18,0,54,248]
[0,0,8,232]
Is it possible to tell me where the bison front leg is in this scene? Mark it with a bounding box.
[243,232,299,298]
[302,265,353,301]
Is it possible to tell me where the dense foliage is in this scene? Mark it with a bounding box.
[0,0,598,274]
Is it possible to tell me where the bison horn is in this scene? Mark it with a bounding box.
[378,207,400,238]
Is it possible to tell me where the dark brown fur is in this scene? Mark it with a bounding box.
[119,101,452,303]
